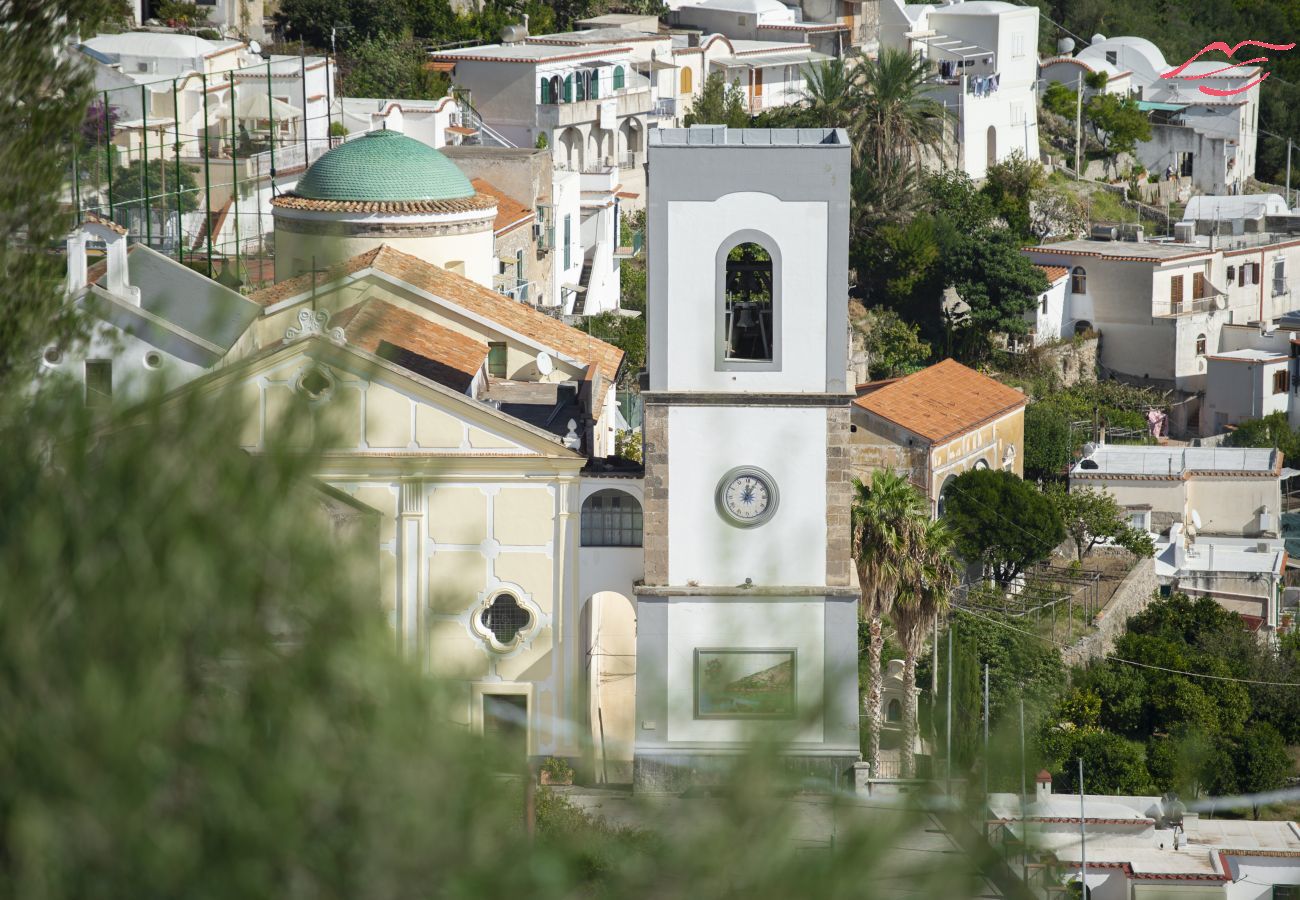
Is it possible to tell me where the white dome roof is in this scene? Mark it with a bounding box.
[696,0,794,17]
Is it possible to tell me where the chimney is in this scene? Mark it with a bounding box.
[84,217,140,306]
[66,230,88,294]
[1035,769,1053,802]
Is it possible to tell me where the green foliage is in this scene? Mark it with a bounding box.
[1024,403,1071,483]
[1083,71,1110,92]
[1084,94,1152,176]
[155,1,211,26]
[980,151,1045,241]
[850,303,931,379]
[683,73,750,128]
[1,0,124,385]
[1040,728,1156,795]
[582,311,644,386]
[942,468,1064,585]
[1225,411,1300,460]
[1042,82,1077,119]
[274,0,565,53]
[339,31,451,101]
[541,756,575,782]
[1237,723,1291,817]
[111,160,201,214]
[535,132,548,150]
[1047,485,1154,562]
[329,121,349,137]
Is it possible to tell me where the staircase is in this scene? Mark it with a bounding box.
[455,96,516,149]
[575,258,594,315]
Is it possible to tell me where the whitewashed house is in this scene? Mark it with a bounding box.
[879,0,1041,179]
[1023,264,1071,345]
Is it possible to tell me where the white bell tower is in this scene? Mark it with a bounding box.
[634,127,859,791]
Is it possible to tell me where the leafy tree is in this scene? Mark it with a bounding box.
[1047,485,1155,562]
[1225,411,1300,460]
[942,468,1064,585]
[892,517,958,777]
[111,160,201,214]
[1237,723,1291,818]
[1042,82,1077,119]
[855,217,941,316]
[853,469,931,777]
[856,47,945,182]
[1023,403,1071,483]
[1085,94,1152,177]
[1,0,124,385]
[850,305,931,380]
[339,31,451,101]
[980,152,1045,241]
[1084,71,1110,92]
[939,222,1048,342]
[1040,727,1156,795]
[155,0,210,26]
[791,58,863,143]
[683,73,749,128]
[582,311,643,388]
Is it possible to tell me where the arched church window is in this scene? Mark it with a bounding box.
[481,593,531,646]
[581,489,643,547]
[1071,266,1087,294]
[722,241,775,362]
[887,699,902,722]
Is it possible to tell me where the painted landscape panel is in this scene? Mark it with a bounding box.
[694,649,796,719]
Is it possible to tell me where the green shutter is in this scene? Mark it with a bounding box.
[614,66,624,90]
[564,215,571,271]
[591,71,599,99]
[540,77,550,104]
[488,342,507,378]
[563,74,572,103]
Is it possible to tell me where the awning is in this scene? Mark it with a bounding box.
[912,33,992,60]
[716,50,830,69]
[214,92,301,121]
[1281,468,1300,479]
[638,58,678,71]
[1138,100,1188,112]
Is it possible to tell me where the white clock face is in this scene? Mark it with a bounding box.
[716,466,779,527]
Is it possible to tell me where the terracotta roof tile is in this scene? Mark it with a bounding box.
[270,190,497,215]
[853,359,1027,444]
[470,177,534,236]
[1036,264,1069,283]
[83,210,128,235]
[254,245,624,382]
[330,297,487,392]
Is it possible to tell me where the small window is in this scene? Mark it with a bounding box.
[563,73,573,103]
[42,346,62,366]
[1071,266,1087,294]
[297,366,334,401]
[1171,274,1185,311]
[886,699,902,722]
[681,67,693,95]
[488,342,508,379]
[590,70,599,99]
[1275,369,1290,395]
[723,242,774,362]
[563,215,572,271]
[480,593,531,646]
[85,359,112,407]
[581,489,643,547]
[1195,333,1207,356]
[1012,33,1025,58]
[1011,101,1025,125]
[613,66,625,91]
[1227,265,1236,282]
[539,77,552,104]
[1106,50,1118,65]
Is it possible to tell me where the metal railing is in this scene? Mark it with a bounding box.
[618,153,637,170]
[1163,296,1214,316]
[651,97,676,118]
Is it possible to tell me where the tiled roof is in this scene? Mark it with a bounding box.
[252,245,624,382]
[294,130,475,202]
[853,358,1027,444]
[271,191,497,215]
[330,297,487,393]
[470,177,534,236]
[83,210,128,235]
[1036,264,1069,283]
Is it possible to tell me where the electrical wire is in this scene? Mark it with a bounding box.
[954,604,1300,687]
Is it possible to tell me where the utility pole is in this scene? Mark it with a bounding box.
[1074,73,1083,180]
[983,663,990,798]
[946,625,953,796]
[1288,139,1293,209]
[1079,757,1088,896]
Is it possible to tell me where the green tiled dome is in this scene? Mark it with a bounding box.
[294,130,475,203]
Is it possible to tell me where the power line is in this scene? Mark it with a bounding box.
[954,604,1300,687]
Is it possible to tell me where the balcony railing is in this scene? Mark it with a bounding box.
[651,97,676,119]
[1162,297,1215,316]
[618,153,637,170]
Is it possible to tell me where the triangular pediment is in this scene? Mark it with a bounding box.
[190,337,583,461]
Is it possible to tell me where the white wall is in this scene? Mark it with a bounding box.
[664,599,826,743]
[667,405,828,586]
[663,191,828,393]
[1225,856,1300,900]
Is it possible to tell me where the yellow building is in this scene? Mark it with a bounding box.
[850,359,1028,515]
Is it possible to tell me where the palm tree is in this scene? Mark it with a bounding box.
[796,57,865,150]
[891,517,958,778]
[856,47,947,180]
[851,468,930,776]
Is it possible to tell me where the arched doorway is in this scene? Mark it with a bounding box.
[583,590,637,783]
[986,125,997,169]
[559,126,584,171]
[618,118,641,168]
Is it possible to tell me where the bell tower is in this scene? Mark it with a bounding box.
[633,127,859,791]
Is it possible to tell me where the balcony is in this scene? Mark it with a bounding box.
[650,97,676,119]
[537,86,652,130]
[1160,297,1215,316]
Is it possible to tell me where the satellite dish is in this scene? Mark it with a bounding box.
[1092,33,1106,44]
[1082,442,1098,458]
[248,40,262,56]
[1057,37,1076,55]
[535,351,554,377]
[1214,294,1228,310]
[1191,509,1202,530]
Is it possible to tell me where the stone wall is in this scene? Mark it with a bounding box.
[1037,337,1098,388]
[641,402,668,585]
[1061,557,1158,667]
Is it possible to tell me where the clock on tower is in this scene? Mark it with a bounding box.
[633,126,860,792]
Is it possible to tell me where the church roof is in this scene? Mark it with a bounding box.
[853,359,1027,444]
[291,130,476,203]
[330,298,488,394]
